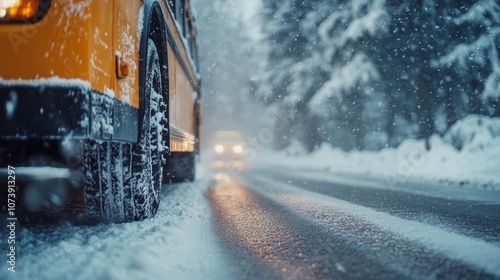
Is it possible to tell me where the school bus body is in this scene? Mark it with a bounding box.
[0,0,201,221]
[0,0,200,151]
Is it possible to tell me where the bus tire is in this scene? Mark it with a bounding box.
[83,39,167,222]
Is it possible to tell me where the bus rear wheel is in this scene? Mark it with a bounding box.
[83,39,167,222]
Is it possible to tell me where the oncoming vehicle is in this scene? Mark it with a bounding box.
[0,0,201,222]
[212,131,245,160]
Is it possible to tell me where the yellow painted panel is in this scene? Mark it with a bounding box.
[0,0,115,96]
[0,0,200,147]
[113,0,141,108]
[0,1,91,81]
[89,0,114,96]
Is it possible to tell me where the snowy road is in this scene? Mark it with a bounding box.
[210,167,500,279]
[2,165,500,280]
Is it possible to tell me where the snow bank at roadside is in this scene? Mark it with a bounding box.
[256,115,500,190]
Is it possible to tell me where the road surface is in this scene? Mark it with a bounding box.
[2,164,500,279]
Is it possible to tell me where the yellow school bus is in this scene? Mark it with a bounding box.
[0,0,201,222]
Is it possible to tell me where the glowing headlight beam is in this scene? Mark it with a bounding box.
[233,145,242,153]
[215,145,224,153]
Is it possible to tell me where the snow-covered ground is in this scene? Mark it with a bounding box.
[1,157,498,279]
[1,166,233,280]
[255,115,500,190]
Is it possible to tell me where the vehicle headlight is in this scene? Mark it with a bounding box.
[215,145,224,153]
[233,145,242,153]
[0,0,49,23]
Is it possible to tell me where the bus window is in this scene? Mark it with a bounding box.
[177,0,185,34]
[186,14,192,46]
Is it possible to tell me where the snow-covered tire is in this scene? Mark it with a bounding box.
[83,39,167,222]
